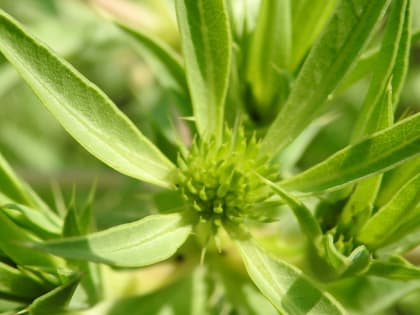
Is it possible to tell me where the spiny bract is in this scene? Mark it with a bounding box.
[177,128,279,227]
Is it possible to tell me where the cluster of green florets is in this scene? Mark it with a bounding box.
[176,128,279,226]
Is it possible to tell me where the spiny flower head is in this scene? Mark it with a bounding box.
[177,128,279,227]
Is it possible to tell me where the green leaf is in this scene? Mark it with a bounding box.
[175,0,232,142]
[0,211,58,268]
[376,221,420,256]
[336,49,377,92]
[357,172,420,249]
[31,213,191,268]
[342,7,411,234]
[280,113,420,192]
[291,0,337,69]
[352,0,410,140]
[327,276,420,315]
[367,256,420,280]
[115,22,188,97]
[338,79,393,235]
[1,204,61,239]
[234,235,345,314]
[26,276,79,315]
[390,2,412,109]
[376,156,420,207]
[262,0,391,155]
[0,10,175,188]
[62,202,103,305]
[256,174,321,240]
[246,0,291,114]
[0,262,47,299]
[339,17,413,94]
[0,152,48,212]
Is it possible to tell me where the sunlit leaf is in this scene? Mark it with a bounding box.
[357,172,420,249]
[233,235,345,314]
[281,113,420,192]
[262,0,391,155]
[352,0,410,140]
[175,0,231,142]
[0,10,175,188]
[31,213,191,268]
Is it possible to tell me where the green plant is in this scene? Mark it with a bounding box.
[0,0,419,314]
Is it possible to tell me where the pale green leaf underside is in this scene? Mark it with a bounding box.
[31,213,191,268]
[236,238,345,315]
[0,10,175,188]
[176,0,231,141]
[281,113,420,192]
[262,0,391,155]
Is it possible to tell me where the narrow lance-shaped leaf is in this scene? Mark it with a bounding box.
[246,0,291,115]
[290,0,337,70]
[262,0,391,155]
[0,10,175,188]
[115,22,188,97]
[376,216,420,256]
[0,212,57,268]
[339,20,414,93]
[390,1,412,108]
[367,256,420,280]
[232,234,345,315]
[256,174,321,240]
[376,156,420,207]
[352,0,410,140]
[31,213,191,268]
[0,152,48,212]
[338,87,392,234]
[1,204,61,239]
[26,276,80,315]
[357,172,420,249]
[0,262,47,299]
[62,201,103,305]
[327,276,420,315]
[280,113,420,192]
[340,0,411,235]
[175,0,232,142]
